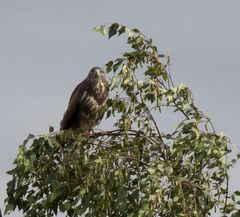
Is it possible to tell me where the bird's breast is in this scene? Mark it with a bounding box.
[85,95,100,111]
[92,79,108,104]
[96,80,105,95]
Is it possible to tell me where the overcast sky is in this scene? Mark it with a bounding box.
[1,1,240,216]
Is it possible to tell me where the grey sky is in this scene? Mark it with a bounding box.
[0,1,239,216]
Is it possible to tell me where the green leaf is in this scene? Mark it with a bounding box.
[105,60,113,73]
[108,23,119,39]
[106,110,111,118]
[23,134,34,145]
[118,26,126,35]
[112,58,124,72]
[64,202,72,211]
[148,168,156,175]
[235,191,240,196]
[110,76,116,90]
[4,203,14,214]
[49,126,54,132]
[93,25,107,35]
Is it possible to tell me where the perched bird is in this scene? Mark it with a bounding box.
[60,67,109,131]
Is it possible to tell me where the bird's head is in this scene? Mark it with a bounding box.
[88,67,106,81]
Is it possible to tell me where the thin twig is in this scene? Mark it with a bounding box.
[120,156,149,167]
[138,91,170,160]
[223,173,229,216]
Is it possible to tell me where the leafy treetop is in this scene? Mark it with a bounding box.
[5,23,240,217]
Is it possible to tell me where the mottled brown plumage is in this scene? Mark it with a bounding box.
[60,67,108,131]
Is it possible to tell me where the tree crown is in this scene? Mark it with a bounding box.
[5,23,240,217]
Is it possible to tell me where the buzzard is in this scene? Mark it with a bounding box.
[60,67,109,131]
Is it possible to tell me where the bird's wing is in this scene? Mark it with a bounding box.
[60,79,89,130]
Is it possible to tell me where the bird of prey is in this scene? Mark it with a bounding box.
[60,67,109,132]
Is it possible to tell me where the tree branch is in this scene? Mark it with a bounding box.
[120,156,149,167]
[223,173,229,216]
